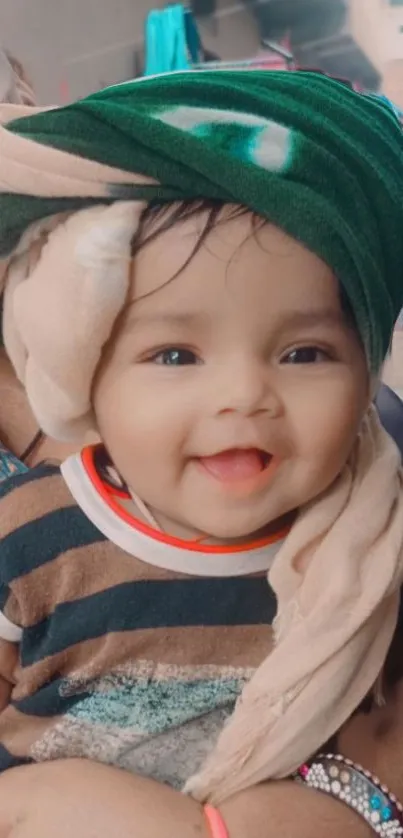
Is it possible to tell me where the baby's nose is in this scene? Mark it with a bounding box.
[213,358,281,418]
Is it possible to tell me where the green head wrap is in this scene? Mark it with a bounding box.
[1,69,403,368]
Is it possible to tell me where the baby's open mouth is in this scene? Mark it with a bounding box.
[198,448,272,482]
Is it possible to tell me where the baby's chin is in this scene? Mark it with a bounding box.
[151,498,296,544]
[177,514,288,546]
[191,502,301,544]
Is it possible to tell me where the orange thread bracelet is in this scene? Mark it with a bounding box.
[204,804,230,838]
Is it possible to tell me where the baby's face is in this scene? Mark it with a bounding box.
[93,209,368,543]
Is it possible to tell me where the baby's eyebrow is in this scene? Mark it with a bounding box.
[124,308,345,332]
[280,309,345,330]
[124,311,205,330]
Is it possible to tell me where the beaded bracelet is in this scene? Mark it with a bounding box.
[295,753,403,836]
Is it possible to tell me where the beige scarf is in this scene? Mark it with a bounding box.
[188,406,403,802]
[2,201,403,805]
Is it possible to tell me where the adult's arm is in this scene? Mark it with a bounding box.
[0,759,371,838]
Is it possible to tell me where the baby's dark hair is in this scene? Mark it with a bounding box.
[131,199,250,269]
[131,199,357,332]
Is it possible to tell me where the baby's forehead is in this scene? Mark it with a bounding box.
[131,211,335,299]
[124,214,342,333]
[132,215,205,300]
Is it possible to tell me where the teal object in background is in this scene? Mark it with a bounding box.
[144,5,201,76]
[0,445,26,482]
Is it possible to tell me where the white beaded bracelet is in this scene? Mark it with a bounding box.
[295,754,403,836]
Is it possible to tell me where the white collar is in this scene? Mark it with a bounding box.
[61,450,287,578]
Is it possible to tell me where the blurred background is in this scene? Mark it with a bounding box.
[3,0,403,107]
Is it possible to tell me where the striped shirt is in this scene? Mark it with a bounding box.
[0,446,283,786]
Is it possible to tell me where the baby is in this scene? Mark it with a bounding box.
[0,69,402,832]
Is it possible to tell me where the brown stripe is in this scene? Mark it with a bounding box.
[11,541,187,627]
[0,472,75,538]
[14,624,273,699]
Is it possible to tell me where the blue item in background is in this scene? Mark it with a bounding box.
[144,5,202,76]
[0,445,27,482]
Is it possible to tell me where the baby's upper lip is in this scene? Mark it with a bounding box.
[197,445,272,459]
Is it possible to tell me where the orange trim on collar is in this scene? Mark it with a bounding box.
[81,445,289,555]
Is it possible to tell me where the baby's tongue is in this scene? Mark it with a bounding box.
[199,449,264,481]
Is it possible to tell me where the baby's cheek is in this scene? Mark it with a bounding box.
[289,393,362,494]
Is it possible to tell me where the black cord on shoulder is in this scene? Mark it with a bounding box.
[20,430,45,464]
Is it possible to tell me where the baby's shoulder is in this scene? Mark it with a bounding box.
[0,462,70,532]
[0,462,100,557]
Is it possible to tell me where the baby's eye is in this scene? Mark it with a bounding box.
[281,346,331,365]
[152,348,200,366]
